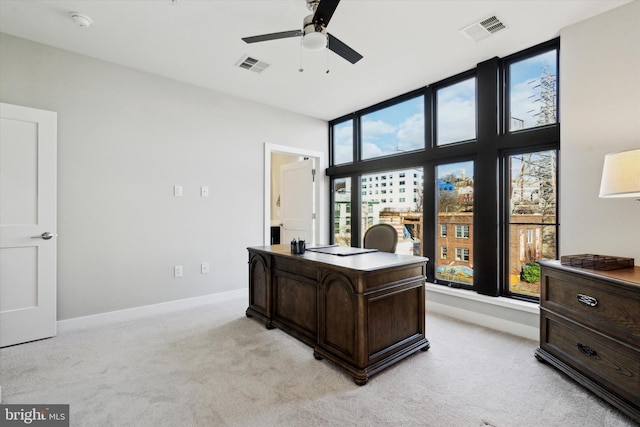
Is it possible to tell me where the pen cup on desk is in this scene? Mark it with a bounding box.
[291,238,306,255]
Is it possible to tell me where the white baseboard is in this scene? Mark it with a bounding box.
[56,285,538,342]
[425,283,540,341]
[57,288,248,333]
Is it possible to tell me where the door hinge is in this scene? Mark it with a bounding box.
[312,213,316,219]
[312,168,316,182]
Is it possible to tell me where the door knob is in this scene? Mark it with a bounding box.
[31,232,55,240]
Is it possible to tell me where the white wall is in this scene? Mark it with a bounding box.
[0,34,328,320]
[560,1,640,263]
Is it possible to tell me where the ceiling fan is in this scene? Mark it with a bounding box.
[241,0,363,64]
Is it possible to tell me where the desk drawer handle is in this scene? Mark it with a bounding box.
[577,343,597,357]
[577,294,598,307]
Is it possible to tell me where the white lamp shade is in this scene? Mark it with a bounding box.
[598,148,640,198]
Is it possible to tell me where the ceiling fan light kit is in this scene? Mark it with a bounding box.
[242,0,362,64]
[302,30,327,51]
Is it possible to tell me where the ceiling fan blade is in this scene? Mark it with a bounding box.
[327,33,363,64]
[242,30,302,44]
[313,0,340,27]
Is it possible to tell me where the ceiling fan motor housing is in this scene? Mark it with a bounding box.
[302,14,327,50]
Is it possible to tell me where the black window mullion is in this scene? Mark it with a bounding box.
[350,172,361,248]
[353,114,360,162]
[474,57,500,296]
[422,164,436,280]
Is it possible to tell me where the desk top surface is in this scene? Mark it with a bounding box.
[248,244,429,272]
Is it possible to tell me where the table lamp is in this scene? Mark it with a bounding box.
[599,148,640,200]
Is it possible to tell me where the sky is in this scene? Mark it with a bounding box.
[360,96,424,159]
[437,161,474,181]
[437,77,476,145]
[509,50,557,129]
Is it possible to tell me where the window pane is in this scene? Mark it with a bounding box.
[436,77,476,145]
[333,177,351,246]
[509,50,557,131]
[333,120,353,165]
[435,161,474,284]
[361,97,424,160]
[361,167,423,255]
[508,151,557,297]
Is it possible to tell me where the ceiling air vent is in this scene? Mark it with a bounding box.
[460,15,507,42]
[236,56,271,73]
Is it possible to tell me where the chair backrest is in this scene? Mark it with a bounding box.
[363,223,398,253]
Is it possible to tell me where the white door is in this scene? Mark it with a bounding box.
[0,103,57,347]
[280,158,317,244]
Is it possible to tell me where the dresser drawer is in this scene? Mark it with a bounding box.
[541,268,640,343]
[540,310,640,406]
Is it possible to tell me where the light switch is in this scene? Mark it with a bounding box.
[174,185,183,197]
[174,265,183,277]
[201,262,210,274]
[201,186,209,197]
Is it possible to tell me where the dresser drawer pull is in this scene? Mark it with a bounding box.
[577,343,597,357]
[576,294,598,307]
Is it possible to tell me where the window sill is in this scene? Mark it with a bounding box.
[425,282,540,341]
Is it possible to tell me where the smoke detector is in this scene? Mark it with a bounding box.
[70,12,93,28]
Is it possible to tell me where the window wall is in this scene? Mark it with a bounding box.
[327,39,559,300]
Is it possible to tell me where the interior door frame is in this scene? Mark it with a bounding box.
[264,143,326,245]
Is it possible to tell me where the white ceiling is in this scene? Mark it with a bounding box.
[0,0,630,121]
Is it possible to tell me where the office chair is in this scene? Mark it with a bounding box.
[363,223,398,253]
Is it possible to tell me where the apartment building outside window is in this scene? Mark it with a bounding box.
[328,39,559,301]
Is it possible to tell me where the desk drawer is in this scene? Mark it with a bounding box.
[273,256,317,280]
[541,268,640,342]
[541,311,640,405]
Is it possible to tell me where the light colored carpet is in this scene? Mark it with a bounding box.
[0,294,636,427]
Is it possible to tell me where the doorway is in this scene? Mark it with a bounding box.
[263,143,325,246]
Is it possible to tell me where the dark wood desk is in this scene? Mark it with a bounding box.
[246,245,430,385]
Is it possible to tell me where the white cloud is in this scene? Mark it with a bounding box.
[397,113,424,151]
[436,78,476,144]
[362,119,396,136]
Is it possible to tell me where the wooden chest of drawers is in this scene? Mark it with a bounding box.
[535,260,640,422]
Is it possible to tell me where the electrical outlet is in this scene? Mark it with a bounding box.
[200,186,209,197]
[174,185,183,197]
[201,262,210,274]
[174,265,183,278]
